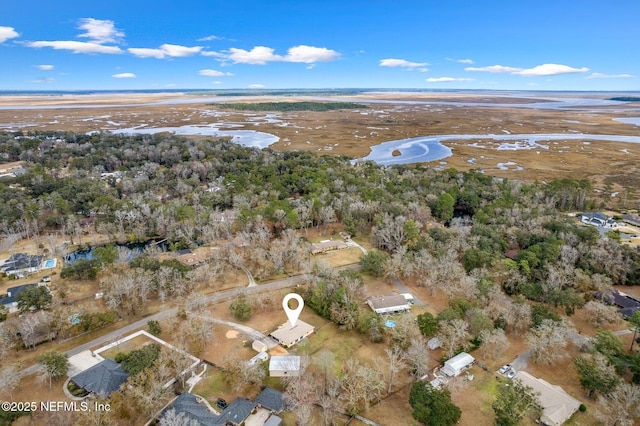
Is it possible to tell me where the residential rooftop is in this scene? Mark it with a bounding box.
[269,320,315,348]
[70,359,129,398]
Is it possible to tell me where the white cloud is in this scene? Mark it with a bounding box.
[112,72,136,78]
[78,18,124,44]
[286,45,340,63]
[457,59,474,64]
[160,44,203,57]
[0,26,19,43]
[212,81,223,85]
[426,77,474,82]
[224,45,339,64]
[199,69,233,77]
[514,64,589,76]
[127,48,164,58]
[465,65,523,73]
[465,63,590,77]
[198,35,222,41]
[585,72,634,79]
[28,40,122,54]
[380,58,429,69]
[128,44,203,58]
[249,84,265,88]
[228,46,282,64]
[36,64,55,70]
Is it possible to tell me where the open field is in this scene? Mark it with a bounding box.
[2,91,640,195]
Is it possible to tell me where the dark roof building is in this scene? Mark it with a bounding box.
[161,394,257,426]
[0,283,38,307]
[70,359,129,398]
[1,253,43,274]
[577,212,618,228]
[215,398,257,426]
[255,387,285,414]
[597,289,640,318]
[161,392,219,425]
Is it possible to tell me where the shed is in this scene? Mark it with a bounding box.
[252,340,268,353]
[427,337,441,350]
[248,352,269,366]
[515,371,581,426]
[441,352,475,377]
[269,356,301,377]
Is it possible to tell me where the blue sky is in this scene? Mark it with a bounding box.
[1,0,639,91]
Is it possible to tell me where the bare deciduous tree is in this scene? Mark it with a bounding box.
[340,358,385,413]
[221,354,266,392]
[478,328,509,361]
[159,409,200,426]
[382,347,406,394]
[437,319,471,358]
[595,383,640,426]
[0,363,22,401]
[526,319,568,365]
[404,336,431,378]
[583,300,621,326]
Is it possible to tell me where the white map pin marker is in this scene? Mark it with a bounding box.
[282,293,304,328]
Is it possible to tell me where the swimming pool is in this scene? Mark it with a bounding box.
[43,259,56,268]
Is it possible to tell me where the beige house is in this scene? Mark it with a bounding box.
[366,294,411,315]
[269,320,315,348]
[514,371,581,426]
[310,240,348,255]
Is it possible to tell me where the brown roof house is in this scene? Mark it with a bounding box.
[270,320,315,348]
[366,294,411,315]
[310,240,348,255]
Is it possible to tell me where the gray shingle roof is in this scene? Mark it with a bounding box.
[216,398,256,425]
[254,387,285,413]
[0,284,37,306]
[70,359,129,398]
[164,392,218,425]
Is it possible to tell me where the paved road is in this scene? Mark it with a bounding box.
[19,265,361,379]
[18,273,313,379]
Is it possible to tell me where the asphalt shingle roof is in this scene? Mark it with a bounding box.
[254,387,285,413]
[164,392,218,425]
[70,359,129,398]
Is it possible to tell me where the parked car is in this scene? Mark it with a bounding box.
[216,398,228,409]
[498,364,511,374]
[507,369,517,379]
[42,276,51,282]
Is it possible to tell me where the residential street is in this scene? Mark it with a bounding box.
[19,265,362,379]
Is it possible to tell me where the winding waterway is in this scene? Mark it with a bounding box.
[355,133,640,166]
